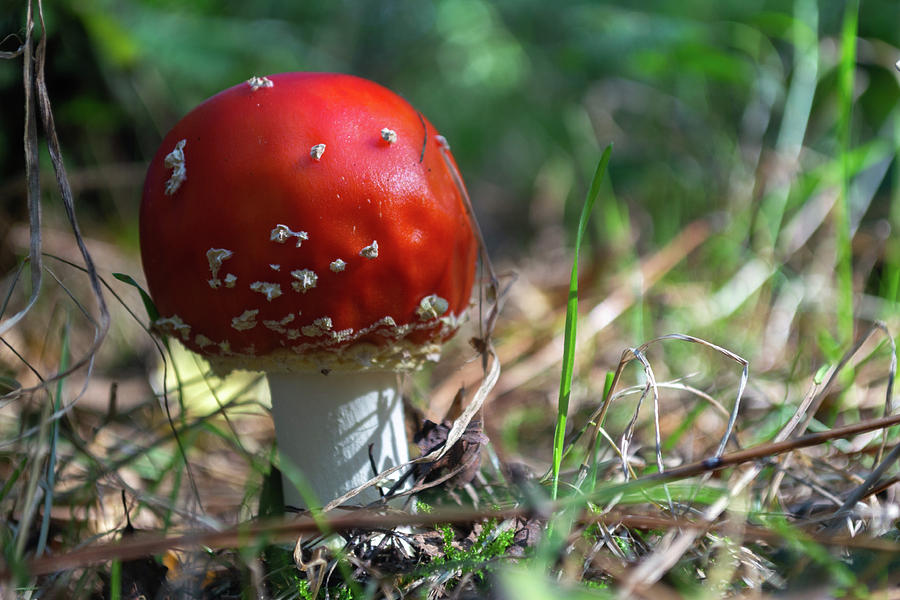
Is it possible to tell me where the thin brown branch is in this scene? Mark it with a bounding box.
[644,409,900,484]
[8,497,900,581]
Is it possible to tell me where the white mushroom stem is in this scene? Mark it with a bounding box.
[267,371,409,509]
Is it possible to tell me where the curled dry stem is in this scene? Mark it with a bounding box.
[1,0,110,400]
[578,334,748,485]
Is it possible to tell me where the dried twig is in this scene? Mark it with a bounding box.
[0,0,42,340]
[1,0,110,398]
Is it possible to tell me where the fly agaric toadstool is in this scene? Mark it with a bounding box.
[140,72,478,509]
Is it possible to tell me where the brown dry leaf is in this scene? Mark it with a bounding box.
[509,516,545,557]
[409,529,446,561]
[414,419,489,488]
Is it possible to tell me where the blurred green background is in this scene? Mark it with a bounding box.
[1,0,898,353]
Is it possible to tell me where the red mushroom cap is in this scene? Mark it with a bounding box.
[140,72,478,372]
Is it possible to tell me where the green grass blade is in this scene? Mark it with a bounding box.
[884,108,900,307]
[835,0,858,346]
[0,459,25,503]
[113,272,159,323]
[582,371,615,494]
[35,317,69,556]
[758,0,819,246]
[551,144,612,500]
[109,559,122,600]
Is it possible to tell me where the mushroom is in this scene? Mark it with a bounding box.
[139,73,478,509]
